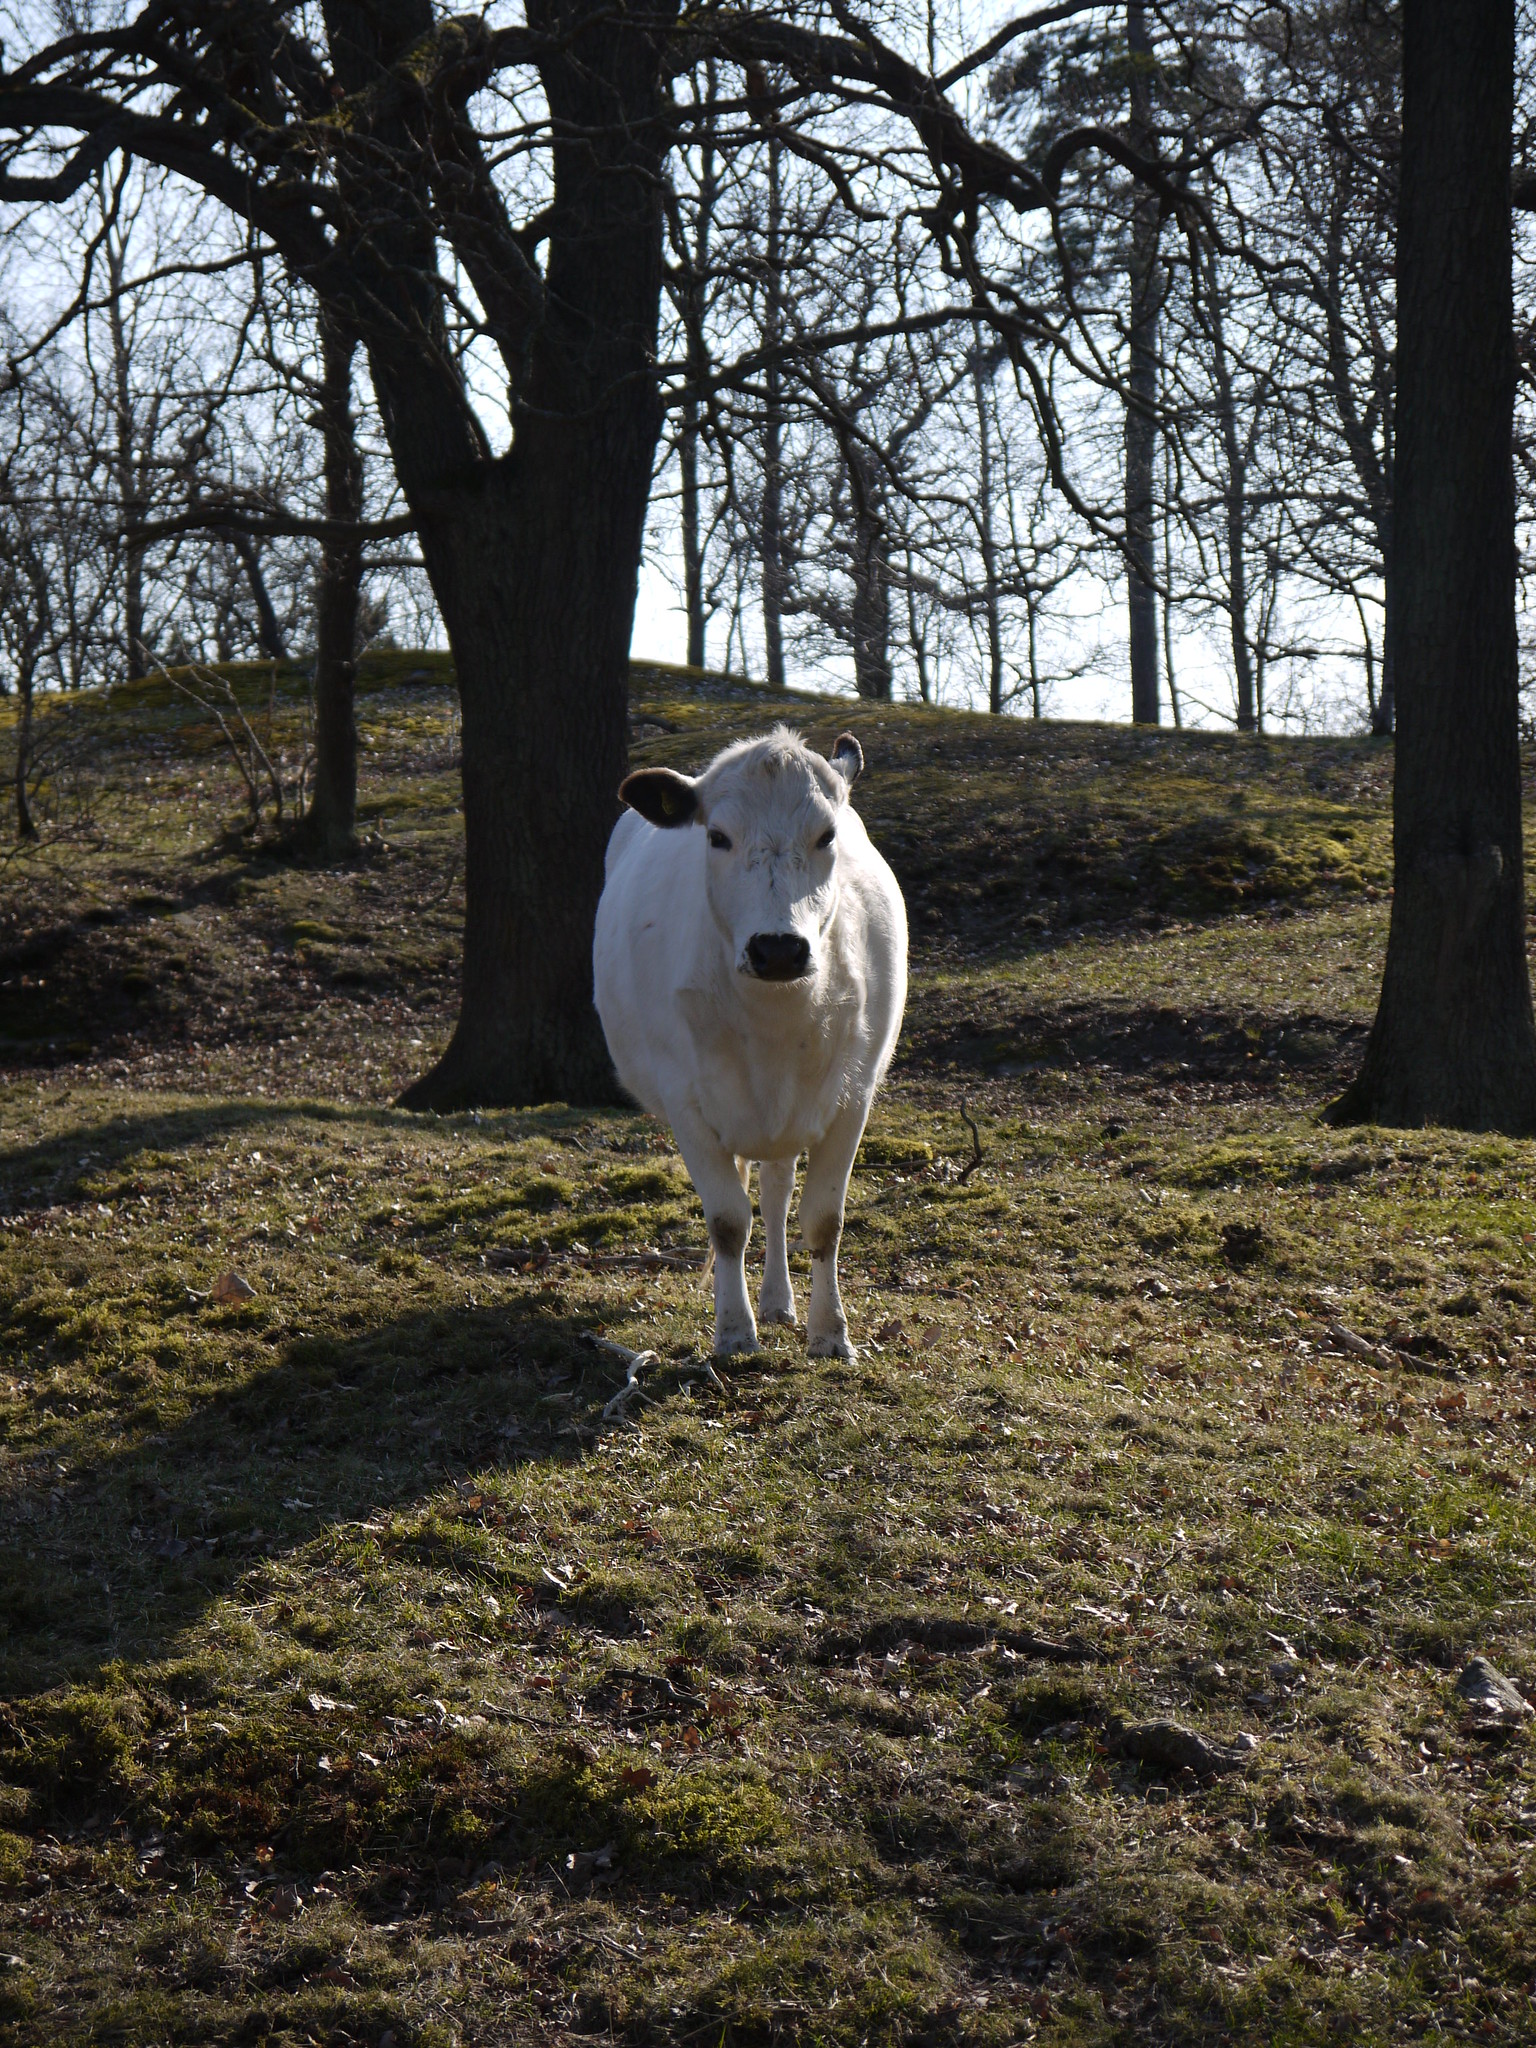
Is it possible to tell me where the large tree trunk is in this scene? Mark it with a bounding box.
[399,440,648,1108]
[1125,0,1160,726]
[320,0,668,1109]
[1330,0,1536,1133]
[300,313,363,857]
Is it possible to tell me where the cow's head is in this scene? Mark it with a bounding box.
[619,727,863,983]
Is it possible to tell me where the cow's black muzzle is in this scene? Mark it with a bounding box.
[746,932,812,981]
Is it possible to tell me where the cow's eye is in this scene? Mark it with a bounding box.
[816,828,836,850]
[707,828,732,851]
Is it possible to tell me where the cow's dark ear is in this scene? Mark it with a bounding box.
[830,732,863,787]
[620,767,700,828]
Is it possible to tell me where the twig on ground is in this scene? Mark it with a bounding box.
[580,1332,659,1418]
[1327,1321,1387,1365]
[956,1098,984,1183]
[681,1351,726,1392]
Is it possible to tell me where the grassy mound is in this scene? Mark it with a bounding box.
[0,666,1533,2045]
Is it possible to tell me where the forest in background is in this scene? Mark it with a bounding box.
[0,1,1524,747]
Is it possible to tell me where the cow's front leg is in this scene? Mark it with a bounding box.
[757,1156,798,1326]
[671,1109,758,1355]
[799,1102,870,1358]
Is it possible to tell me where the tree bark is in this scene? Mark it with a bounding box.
[1204,251,1255,731]
[761,128,788,691]
[678,65,717,672]
[14,671,36,841]
[1125,0,1161,726]
[973,338,1004,714]
[1373,573,1396,737]
[299,312,363,857]
[1329,0,1536,1133]
[1323,193,1396,737]
[1160,390,1181,729]
[680,388,706,670]
[231,531,288,662]
[106,219,149,682]
[847,446,892,701]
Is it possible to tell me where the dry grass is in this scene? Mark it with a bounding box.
[0,664,1534,2046]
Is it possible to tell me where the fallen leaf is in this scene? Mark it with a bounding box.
[618,1765,656,1793]
[211,1269,256,1304]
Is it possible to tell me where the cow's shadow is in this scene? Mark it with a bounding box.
[0,1289,668,1701]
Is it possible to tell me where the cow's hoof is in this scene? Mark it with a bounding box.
[713,1323,760,1358]
[758,1300,799,1328]
[808,1329,855,1359]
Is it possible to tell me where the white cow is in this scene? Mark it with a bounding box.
[593,726,908,1357]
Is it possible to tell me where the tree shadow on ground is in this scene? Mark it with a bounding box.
[0,830,439,1073]
[0,1100,440,1214]
[0,1291,658,1702]
[902,992,1367,1093]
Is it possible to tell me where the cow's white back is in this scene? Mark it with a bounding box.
[593,727,907,1356]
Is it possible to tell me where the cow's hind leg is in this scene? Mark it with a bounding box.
[800,1102,869,1358]
[757,1156,798,1326]
[672,1108,758,1356]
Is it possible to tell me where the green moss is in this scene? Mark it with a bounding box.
[857,1133,935,1168]
[0,1828,29,1884]
[1,1688,144,1815]
[638,1768,785,1869]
